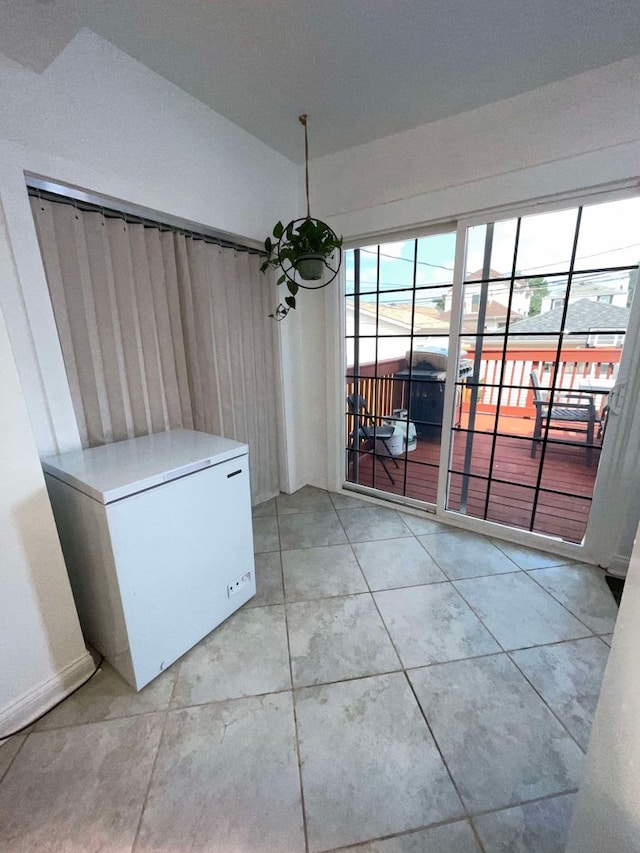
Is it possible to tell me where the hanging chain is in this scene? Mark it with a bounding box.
[299,114,311,220]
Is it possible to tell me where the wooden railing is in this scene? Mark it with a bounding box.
[346,345,623,425]
[464,344,622,418]
[346,357,406,430]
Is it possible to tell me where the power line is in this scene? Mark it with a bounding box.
[355,241,639,275]
[359,247,454,272]
[516,242,640,273]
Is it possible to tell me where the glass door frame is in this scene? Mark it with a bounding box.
[339,220,458,512]
[434,185,640,565]
[336,180,640,567]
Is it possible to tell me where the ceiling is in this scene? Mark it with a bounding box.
[2,0,640,162]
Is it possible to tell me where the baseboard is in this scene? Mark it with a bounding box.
[304,475,329,492]
[605,554,630,579]
[0,650,95,738]
[280,476,307,496]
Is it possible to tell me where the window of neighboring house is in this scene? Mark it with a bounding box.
[597,294,613,303]
[471,294,480,311]
[551,298,565,310]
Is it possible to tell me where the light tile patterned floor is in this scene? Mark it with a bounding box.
[0,487,618,853]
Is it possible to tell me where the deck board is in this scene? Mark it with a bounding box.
[347,419,600,543]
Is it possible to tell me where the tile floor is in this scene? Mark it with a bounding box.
[0,487,619,853]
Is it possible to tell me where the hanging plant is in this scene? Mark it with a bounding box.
[260,115,343,320]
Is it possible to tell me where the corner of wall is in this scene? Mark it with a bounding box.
[0,298,88,735]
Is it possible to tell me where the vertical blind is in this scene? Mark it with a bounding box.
[30,195,280,504]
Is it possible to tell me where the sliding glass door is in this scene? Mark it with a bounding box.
[344,193,640,546]
[345,230,457,504]
[446,196,640,543]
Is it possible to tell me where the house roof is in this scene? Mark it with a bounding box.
[441,300,524,322]
[508,299,630,336]
[543,271,630,298]
[465,271,530,290]
[465,269,504,282]
[347,301,450,332]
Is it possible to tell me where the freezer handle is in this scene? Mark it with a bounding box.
[162,459,212,481]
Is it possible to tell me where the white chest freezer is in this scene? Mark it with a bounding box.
[42,429,256,690]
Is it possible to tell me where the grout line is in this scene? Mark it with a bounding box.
[277,508,342,518]
[505,651,590,755]
[404,650,505,671]
[276,508,283,553]
[10,708,171,736]
[351,541,472,822]
[285,590,381,608]
[349,527,550,802]
[468,820,488,853]
[166,656,182,710]
[316,815,478,852]
[292,667,405,693]
[490,538,575,571]
[280,534,414,552]
[275,548,286,603]
[282,592,311,853]
[450,576,596,660]
[256,505,601,846]
[449,583,592,755]
[524,566,611,637]
[469,787,580,820]
[278,532,528,588]
[130,710,170,853]
[0,730,31,786]
[318,786,581,852]
[434,582,509,655]
[255,568,583,604]
[403,670,472,819]
[501,634,603,653]
[29,630,605,736]
[273,514,313,852]
[350,547,405,671]
[413,529,522,581]
[31,685,295,734]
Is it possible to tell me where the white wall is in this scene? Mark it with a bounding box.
[311,55,640,238]
[0,29,302,730]
[0,294,91,735]
[296,56,640,526]
[0,28,300,460]
[567,525,640,852]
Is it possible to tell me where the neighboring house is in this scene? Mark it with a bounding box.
[540,270,630,313]
[443,269,532,318]
[507,298,630,346]
[441,299,525,333]
[345,300,450,364]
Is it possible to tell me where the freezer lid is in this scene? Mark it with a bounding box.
[42,429,249,504]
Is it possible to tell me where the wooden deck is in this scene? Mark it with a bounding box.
[346,415,601,543]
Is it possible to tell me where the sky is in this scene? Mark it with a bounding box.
[345,195,640,305]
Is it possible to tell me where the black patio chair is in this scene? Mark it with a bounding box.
[347,394,400,484]
[530,371,598,466]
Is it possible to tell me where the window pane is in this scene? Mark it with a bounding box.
[490,218,519,276]
[574,197,640,271]
[514,208,579,276]
[362,239,416,295]
[416,232,456,288]
[465,224,487,279]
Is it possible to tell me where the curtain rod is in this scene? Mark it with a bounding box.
[27,183,264,256]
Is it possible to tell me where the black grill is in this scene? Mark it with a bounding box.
[395,361,471,437]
